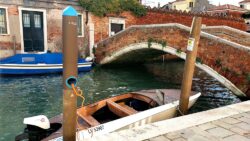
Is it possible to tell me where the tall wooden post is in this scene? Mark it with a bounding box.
[179,17,202,115]
[62,6,78,141]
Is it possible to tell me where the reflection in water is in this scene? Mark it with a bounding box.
[144,61,241,113]
[0,61,241,140]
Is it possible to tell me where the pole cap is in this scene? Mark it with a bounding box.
[63,6,77,16]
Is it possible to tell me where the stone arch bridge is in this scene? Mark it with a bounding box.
[95,24,250,98]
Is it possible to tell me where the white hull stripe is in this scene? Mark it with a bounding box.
[0,63,92,70]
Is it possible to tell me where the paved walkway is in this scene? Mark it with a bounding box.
[86,101,250,141]
[147,112,250,141]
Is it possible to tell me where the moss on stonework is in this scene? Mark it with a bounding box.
[196,57,203,64]
[176,49,182,54]
[222,67,230,72]
[92,47,96,54]
[247,73,250,84]
[215,58,222,67]
[147,38,167,49]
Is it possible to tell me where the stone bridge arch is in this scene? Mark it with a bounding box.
[95,24,250,97]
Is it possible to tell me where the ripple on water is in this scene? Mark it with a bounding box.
[0,62,242,141]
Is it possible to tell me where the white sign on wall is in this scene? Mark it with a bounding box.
[187,38,195,51]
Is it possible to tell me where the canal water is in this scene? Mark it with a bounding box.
[0,61,241,140]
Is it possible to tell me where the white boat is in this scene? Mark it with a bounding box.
[15,89,201,141]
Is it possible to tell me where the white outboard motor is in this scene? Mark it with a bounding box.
[23,115,50,130]
[15,115,62,141]
[85,56,93,62]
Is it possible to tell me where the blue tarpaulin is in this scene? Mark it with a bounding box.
[0,53,85,64]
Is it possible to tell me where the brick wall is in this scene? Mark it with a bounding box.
[91,10,247,44]
[0,3,88,59]
[136,11,246,30]
[0,5,21,58]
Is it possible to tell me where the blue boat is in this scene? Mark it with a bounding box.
[0,53,93,75]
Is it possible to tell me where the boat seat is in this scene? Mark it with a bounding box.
[107,100,137,117]
[77,111,100,127]
[119,103,138,113]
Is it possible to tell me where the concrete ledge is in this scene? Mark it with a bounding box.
[195,64,245,97]
[86,101,250,141]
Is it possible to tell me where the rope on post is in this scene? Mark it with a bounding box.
[71,83,85,140]
[177,106,184,116]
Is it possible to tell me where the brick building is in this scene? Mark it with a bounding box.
[161,0,214,13]
[0,0,89,58]
[0,0,248,59]
[206,4,248,17]
[240,0,250,10]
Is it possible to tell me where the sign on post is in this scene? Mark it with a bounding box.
[187,38,195,51]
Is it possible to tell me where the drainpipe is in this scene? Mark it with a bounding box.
[62,6,78,141]
[12,35,16,55]
[89,23,95,58]
[85,10,89,25]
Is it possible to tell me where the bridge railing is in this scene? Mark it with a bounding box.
[202,26,250,46]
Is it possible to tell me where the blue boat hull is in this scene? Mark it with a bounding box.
[0,63,92,75]
[0,53,93,75]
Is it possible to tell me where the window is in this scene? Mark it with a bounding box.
[109,17,125,36]
[189,2,194,8]
[77,14,83,36]
[0,8,7,34]
[111,23,124,36]
[23,13,30,27]
[240,5,244,8]
[34,14,41,28]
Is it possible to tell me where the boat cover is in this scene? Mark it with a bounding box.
[0,53,87,64]
[23,115,50,129]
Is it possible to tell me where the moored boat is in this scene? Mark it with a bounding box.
[0,53,93,75]
[16,89,201,141]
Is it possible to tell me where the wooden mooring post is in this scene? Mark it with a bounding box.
[62,6,78,141]
[179,17,202,115]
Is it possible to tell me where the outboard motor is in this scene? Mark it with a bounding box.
[15,115,61,141]
[85,56,93,62]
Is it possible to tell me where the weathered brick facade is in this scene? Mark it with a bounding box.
[0,0,247,59]
[91,10,247,44]
[0,0,88,58]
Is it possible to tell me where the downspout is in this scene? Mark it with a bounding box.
[12,35,16,55]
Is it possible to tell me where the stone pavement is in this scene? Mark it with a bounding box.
[147,112,250,141]
[86,101,250,141]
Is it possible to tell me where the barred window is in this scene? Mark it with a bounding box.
[77,14,83,36]
[23,13,30,27]
[0,8,7,34]
[189,2,194,8]
[34,14,41,28]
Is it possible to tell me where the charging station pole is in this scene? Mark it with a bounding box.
[62,6,78,141]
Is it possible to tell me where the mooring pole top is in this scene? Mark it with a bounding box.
[63,6,77,16]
